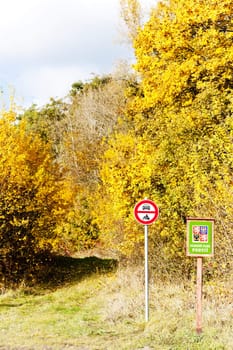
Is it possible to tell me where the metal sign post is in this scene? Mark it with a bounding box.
[144,224,149,322]
[134,199,159,322]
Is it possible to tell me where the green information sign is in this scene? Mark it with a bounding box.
[186,218,214,257]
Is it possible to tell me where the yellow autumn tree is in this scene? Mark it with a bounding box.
[95,0,233,275]
[132,0,233,273]
[0,109,74,286]
[93,132,156,257]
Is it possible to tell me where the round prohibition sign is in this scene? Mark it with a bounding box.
[134,199,159,225]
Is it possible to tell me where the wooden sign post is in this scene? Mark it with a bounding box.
[186,218,214,334]
[196,257,203,334]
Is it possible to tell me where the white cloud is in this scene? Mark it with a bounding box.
[15,64,102,107]
[0,0,157,108]
[0,0,121,63]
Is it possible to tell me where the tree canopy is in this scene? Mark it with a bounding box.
[1,0,233,285]
[0,110,74,285]
[95,0,233,273]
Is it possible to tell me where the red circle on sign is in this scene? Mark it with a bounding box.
[134,199,159,225]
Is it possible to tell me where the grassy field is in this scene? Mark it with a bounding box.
[0,256,232,350]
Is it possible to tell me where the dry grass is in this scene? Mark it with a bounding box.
[0,261,232,350]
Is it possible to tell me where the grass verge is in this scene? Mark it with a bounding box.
[0,257,232,350]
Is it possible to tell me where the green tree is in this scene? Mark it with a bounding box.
[19,98,69,157]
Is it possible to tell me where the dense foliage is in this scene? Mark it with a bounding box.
[0,110,74,286]
[95,0,233,274]
[1,1,233,286]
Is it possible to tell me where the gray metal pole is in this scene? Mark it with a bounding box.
[145,224,149,322]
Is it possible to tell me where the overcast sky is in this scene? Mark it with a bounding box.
[0,0,156,109]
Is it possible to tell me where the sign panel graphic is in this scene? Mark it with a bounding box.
[186,218,214,257]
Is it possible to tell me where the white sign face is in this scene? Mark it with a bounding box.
[134,199,159,225]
